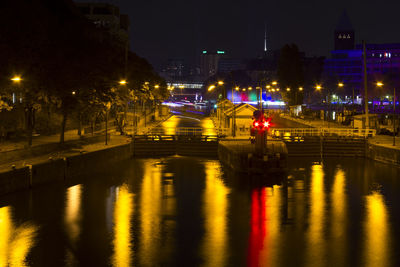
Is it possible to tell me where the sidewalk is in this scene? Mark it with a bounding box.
[0,133,130,173]
[0,129,94,153]
[368,135,400,150]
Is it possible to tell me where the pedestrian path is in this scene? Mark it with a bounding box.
[0,134,130,172]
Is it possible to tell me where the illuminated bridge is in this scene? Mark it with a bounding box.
[131,116,226,157]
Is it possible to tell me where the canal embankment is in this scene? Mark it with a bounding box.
[0,135,133,196]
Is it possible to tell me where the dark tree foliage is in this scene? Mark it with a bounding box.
[0,0,167,144]
[277,44,304,106]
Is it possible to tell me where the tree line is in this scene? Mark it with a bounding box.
[0,0,168,145]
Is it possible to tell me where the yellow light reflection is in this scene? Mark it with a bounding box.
[260,185,282,266]
[139,161,162,266]
[65,185,82,242]
[201,118,217,136]
[0,206,38,267]
[306,164,326,266]
[162,115,180,135]
[202,161,229,267]
[113,184,134,267]
[331,168,347,265]
[0,207,12,267]
[364,191,390,267]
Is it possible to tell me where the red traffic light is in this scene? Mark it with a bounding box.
[252,116,272,131]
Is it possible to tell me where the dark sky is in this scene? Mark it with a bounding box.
[77,0,400,70]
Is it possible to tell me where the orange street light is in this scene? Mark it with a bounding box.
[315,84,322,91]
[299,87,303,91]
[286,87,291,92]
[338,82,344,87]
[272,81,278,85]
[119,80,127,85]
[218,81,224,85]
[155,85,160,89]
[376,82,384,87]
[208,85,216,91]
[11,76,22,83]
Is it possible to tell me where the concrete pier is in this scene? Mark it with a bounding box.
[218,139,288,174]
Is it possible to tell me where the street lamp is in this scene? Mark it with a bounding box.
[377,82,396,146]
[11,76,22,83]
[119,80,127,85]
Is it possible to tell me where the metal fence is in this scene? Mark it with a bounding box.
[145,127,229,136]
[271,128,376,138]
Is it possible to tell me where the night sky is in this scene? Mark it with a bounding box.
[76,0,400,70]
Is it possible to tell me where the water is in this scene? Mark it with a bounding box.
[0,156,400,267]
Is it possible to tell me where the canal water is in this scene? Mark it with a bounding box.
[0,156,399,267]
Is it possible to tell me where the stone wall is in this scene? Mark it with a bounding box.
[0,142,133,196]
[366,143,400,166]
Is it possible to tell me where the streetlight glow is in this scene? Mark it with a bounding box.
[315,85,322,91]
[208,85,216,91]
[376,82,384,87]
[155,85,160,89]
[338,82,344,87]
[11,76,22,83]
[272,81,278,85]
[299,87,303,91]
[286,88,291,92]
[119,80,127,85]
[218,81,224,85]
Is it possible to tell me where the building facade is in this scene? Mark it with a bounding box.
[76,2,129,46]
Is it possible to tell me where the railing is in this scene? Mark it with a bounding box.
[271,128,376,138]
[145,127,229,136]
[132,134,219,142]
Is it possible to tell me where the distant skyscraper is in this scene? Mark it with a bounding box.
[334,10,355,50]
[199,50,226,79]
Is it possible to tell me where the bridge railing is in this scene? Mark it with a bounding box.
[271,128,376,138]
[132,134,219,142]
[145,127,229,136]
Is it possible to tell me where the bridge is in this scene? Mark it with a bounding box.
[131,127,228,157]
[130,112,377,158]
[270,127,376,157]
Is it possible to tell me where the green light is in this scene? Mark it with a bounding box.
[217,51,225,54]
[202,50,207,54]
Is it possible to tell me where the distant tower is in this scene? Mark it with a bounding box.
[334,10,355,50]
[264,24,267,53]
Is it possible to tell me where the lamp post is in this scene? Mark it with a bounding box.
[105,101,111,145]
[393,88,396,146]
[315,84,325,127]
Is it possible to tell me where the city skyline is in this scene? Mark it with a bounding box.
[76,0,400,69]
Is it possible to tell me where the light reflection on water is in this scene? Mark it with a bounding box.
[0,157,398,267]
[139,160,163,266]
[202,161,229,267]
[306,164,326,267]
[330,168,347,266]
[64,184,82,266]
[0,206,38,267]
[112,184,134,267]
[364,191,391,267]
